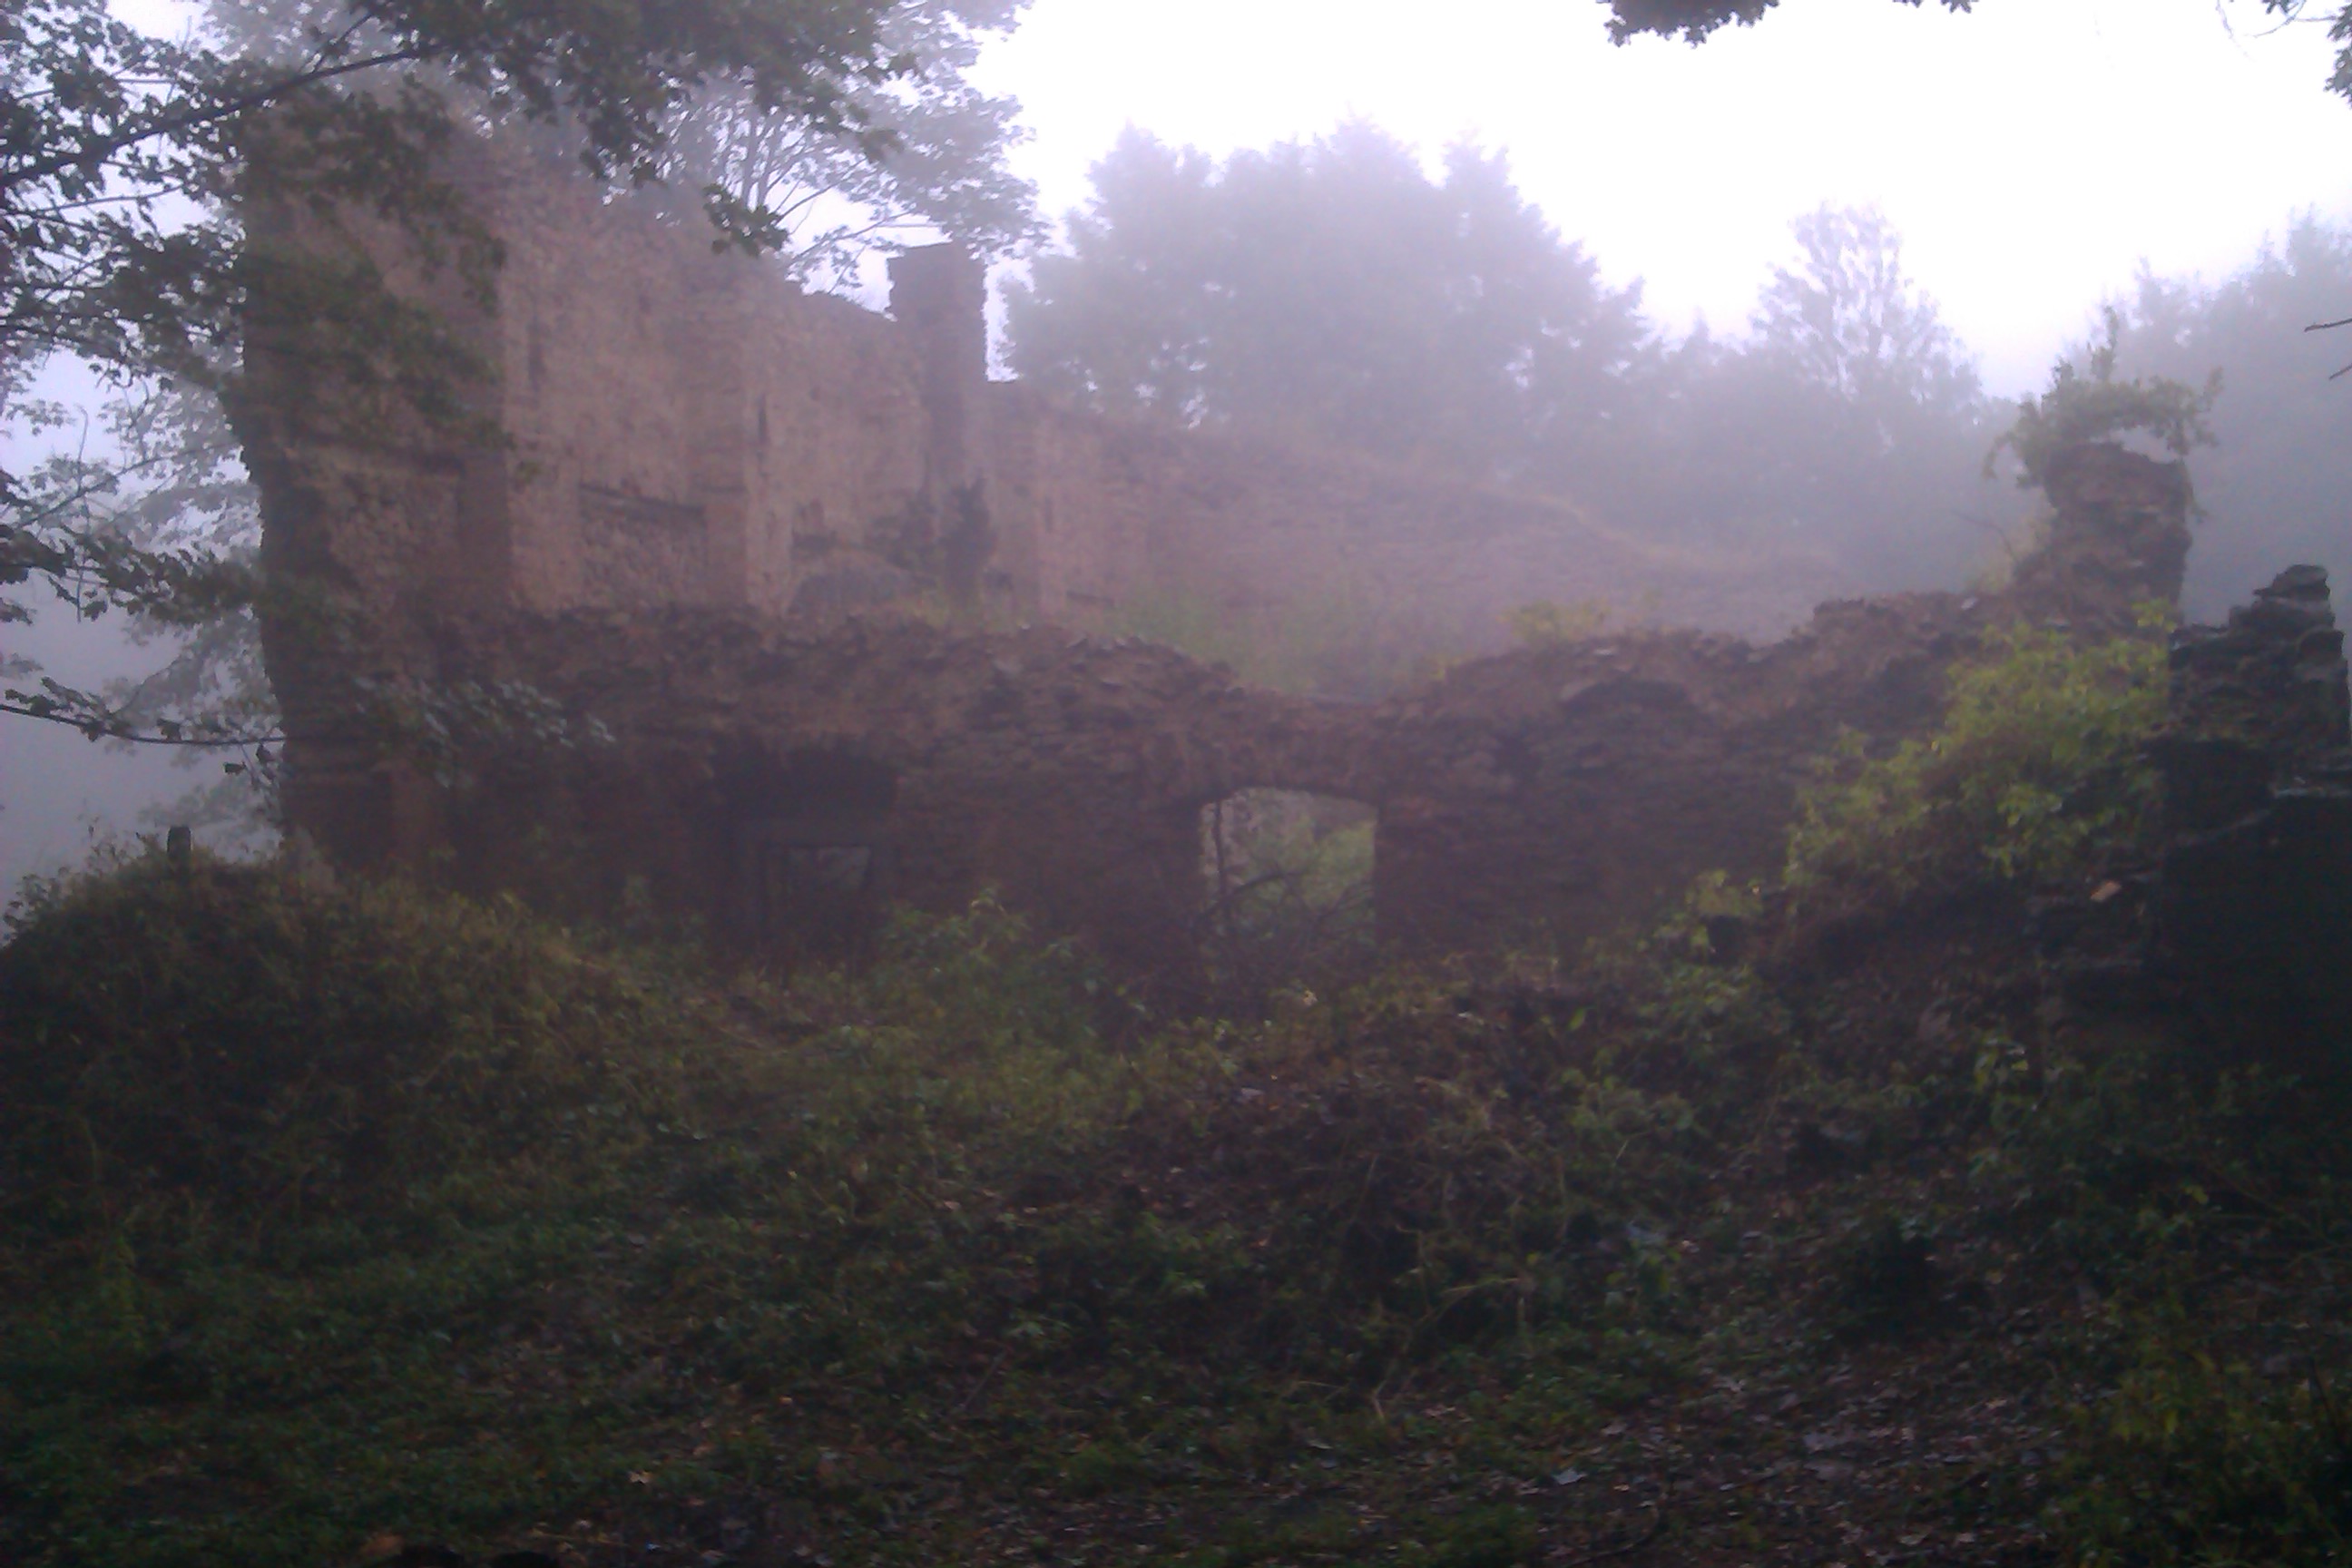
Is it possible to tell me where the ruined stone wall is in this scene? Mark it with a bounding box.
[241,137,956,637]
[241,130,2220,975]
[239,138,963,865]
[986,388,1839,647]
[2008,440,2195,632]
[454,148,953,617]
[2152,565,2352,1060]
[364,440,2192,983]
[242,132,1850,674]
[410,583,2005,980]
[489,167,739,610]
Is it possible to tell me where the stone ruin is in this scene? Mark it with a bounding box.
[234,132,2349,1025]
[2151,566,2352,1059]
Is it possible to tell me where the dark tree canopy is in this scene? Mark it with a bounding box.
[4,0,965,415]
[1602,0,2352,103]
[1601,0,1970,45]
[1005,124,1651,480]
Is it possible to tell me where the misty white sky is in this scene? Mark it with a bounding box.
[972,0,2352,395]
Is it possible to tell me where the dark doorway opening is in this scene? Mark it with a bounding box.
[724,750,897,961]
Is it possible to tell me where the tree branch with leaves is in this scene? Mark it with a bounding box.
[5,0,1009,802]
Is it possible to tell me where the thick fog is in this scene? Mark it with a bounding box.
[979,0,2351,393]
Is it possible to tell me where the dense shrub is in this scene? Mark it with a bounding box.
[2059,1333,2352,1566]
[0,858,714,1220]
[1784,613,2169,910]
[5,640,2348,1568]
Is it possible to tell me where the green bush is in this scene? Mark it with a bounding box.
[13,798,2348,1567]
[1990,306,2219,495]
[1785,614,2169,909]
[0,856,713,1222]
[2057,1330,2352,1566]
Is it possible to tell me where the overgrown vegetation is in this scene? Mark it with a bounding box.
[1198,789,1377,1004]
[1785,611,2171,913]
[0,858,717,1220]
[3,624,2347,1567]
[1988,309,2220,497]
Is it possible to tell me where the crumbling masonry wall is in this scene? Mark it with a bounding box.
[240,132,1852,671]
[2152,564,2352,1060]
[983,387,1828,652]
[240,133,2228,977]
[408,511,2180,979]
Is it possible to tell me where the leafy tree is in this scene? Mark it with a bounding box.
[656,0,1040,287]
[3,0,964,755]
[1544,204,2004,591]
[5,0,912,413]
[1004,124,1651,481]
[1752,202,1981,433]
[4,379,269,742]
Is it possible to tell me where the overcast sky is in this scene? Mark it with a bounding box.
[972,0,2352,395]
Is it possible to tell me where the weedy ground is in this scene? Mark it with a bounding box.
[3,861,2347,1568]
[3,631,2347,1568]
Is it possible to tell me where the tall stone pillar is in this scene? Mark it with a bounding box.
[887,246,995,602]
[887,245,986,488]
[2008,441,2193,630]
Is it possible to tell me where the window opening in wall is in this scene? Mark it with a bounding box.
[1199,789,1376,998]
[725,750,895,960]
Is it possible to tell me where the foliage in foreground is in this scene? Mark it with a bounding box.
[3,849,2347,1565]
[1785,612,2171,912]
[0,864,1710,1564]
[3,611,2348,1567]
[0,861,722,1222]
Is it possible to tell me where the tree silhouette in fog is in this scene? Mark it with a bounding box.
[1004,124,1651,481]
[2101,217,2352,613]
[1538,202,2000,591]
[1753,204,1980,433]
[1699,202,1997,585]
[1013,153,2009,592]
[619,0,1040,286]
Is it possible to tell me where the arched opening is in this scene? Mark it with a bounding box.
[720,749,897,961]
[1198,788,1377,998]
